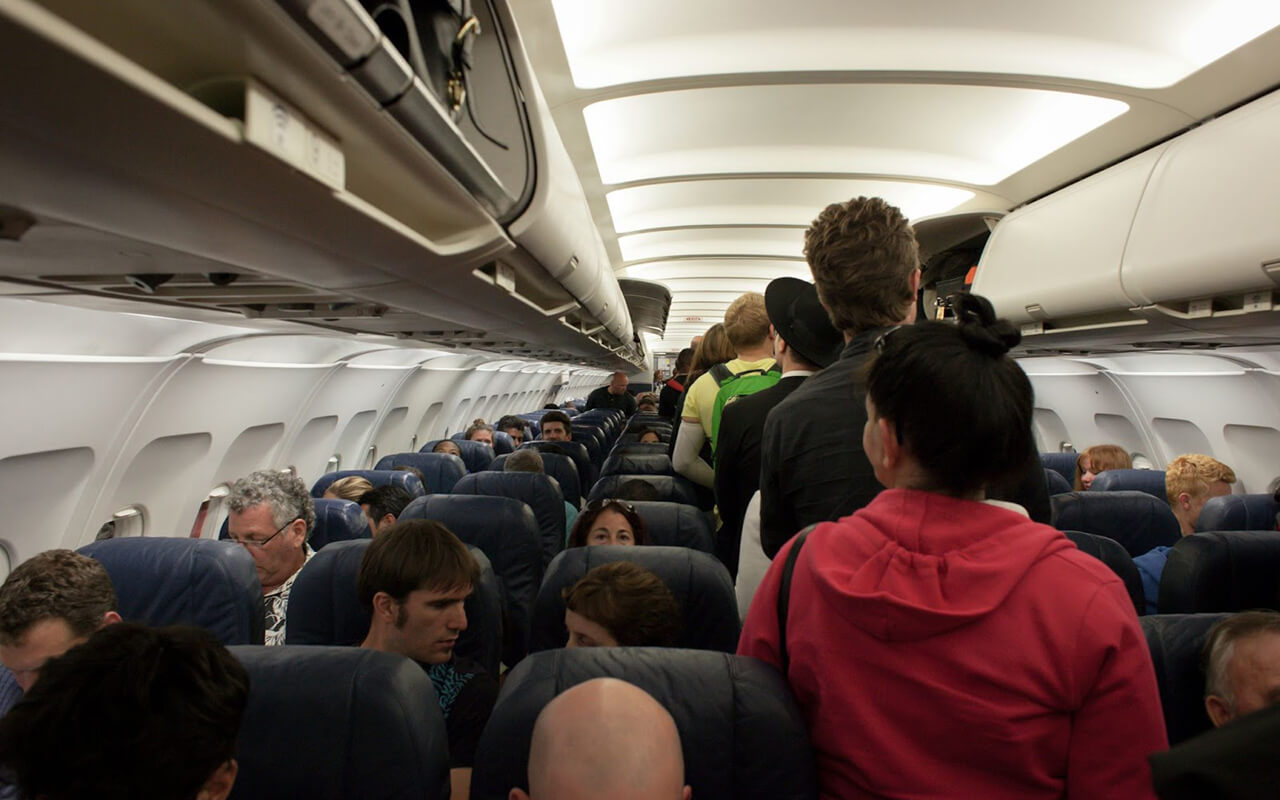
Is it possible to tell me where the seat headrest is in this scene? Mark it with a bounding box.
[630,501,714,553]
[1061,530,1144,615]
[1090,468,1168,499]
[374,452,466,494]
[401,495,542,665]
[454,472,566,569]
[470,648,818,800]
[419,439,494,473]
[490,452,582,508]
[78,538,263,645]
[521,441,595,487]
[608,442,671,458]
[618,430,672,445]
[531,545,738,653]
[310,498,372,550]
[1159,531,1280,613]
[490,430,515,455]
[228,646,450,798]
[1196,493,1280,532]
[1040,452,1078,487]
[1141,613,1228,745]
[284,540,503,675]
[1050,491,1181,557]
[588,475,700,507]
[310,470,425,499]
[1044,468,1072,496]
[600,453,674,478]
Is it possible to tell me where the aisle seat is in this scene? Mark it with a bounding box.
[1050,491,1180,558]
[374,452,466,494]
[631,500,715,553]
[454,472,566,569]
[1196,493,1280,532]
[1091,468,1168,500]
[588,475,701,508]
[490,451,582,510]
[1062,530,1145,615]
[1040,452,1078,488]
[600,452,674,478]
[1141,613,1228,745]
[311,469,425,499]
[1159,531,1280,613]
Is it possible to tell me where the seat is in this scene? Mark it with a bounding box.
[1050,491,1181,558]
[284,540,503,675]
[630,501,715,553]
[470,648,818,800]
[419,439,494,473]
[401,495,542,665]
[311,469,426,499]
[1158,531,1280,613]
[607,441,671,458]
[374,452,467,494]
[626,414,672,432]
[1090,468,1168,500]
[530,546,738,653]
[1141,613,1229,745]
[453,472,566,569]
[515,414,542,439]
[490,451,582,510]
[588,474,701,507]
[1040,452,1078,486]
[307,498,373,549]
[228,646,451,799]
[600,452,674,478]
[1044,468,1072,496]
[78,538,263,645]
[522,440,595,489]
[1062,530,1145,615]
[1196,493,1280,532]
[491,430,515,455]
[568,426,605,464]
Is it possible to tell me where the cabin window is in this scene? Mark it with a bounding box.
[364,445,377,469]
[101,506,146,539]
[193,484,231,539]
[326,455,341,472]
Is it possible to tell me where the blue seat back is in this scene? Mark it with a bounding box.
[228,646,450,799]
[401,495,542,665]
[625,413,672,433]
[78,538,263,645]
[374,452,466,494]
[589,474,700,507]
[491,430,515,455]
[1196,493,1280,532]
[569,427,605,464]
[630,501,715,553]
[454,472,566,569]
[617,430,672,445]
[608,442,671,458]
[490,452,582,509]
[1159,531,1280,613]
[530,546,738,653]
[309,498,373,549]
[1050,491,1181,557]
[1141,613,1229,745]
[522,440,595,489]
[516,414,542,438]
[1062,530,1144,615]
[1044,468,1072,495]
[311,469,425,499]
[470,648,818,800]
[1091,468,1168,500]
[1040,452,1078,488]
[284,540,503,675]
[600,452,674,478]
[419,439,494,473]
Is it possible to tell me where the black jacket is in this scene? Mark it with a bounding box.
[584,385,637,415]
[658,374,688,420]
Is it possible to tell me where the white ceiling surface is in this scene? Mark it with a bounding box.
[511,0,1280,353]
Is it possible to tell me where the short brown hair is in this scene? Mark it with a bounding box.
[689,324,735,377]
[805,196,920,333]
[1202,611,1280,703]
[1166,454,1237,504]
[356,520,479,610]
[723,292,771,350]
[563,562,681,647]
[0,550,117,644]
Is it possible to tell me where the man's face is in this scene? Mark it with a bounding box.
[543,422,571,442]
[227,503,307,592]
[0,617,86,692]
[608,374,628,395]
[389,585,470,665]
[504,427,524,446]
[1220,632,1280,722]
[469,429,494,446]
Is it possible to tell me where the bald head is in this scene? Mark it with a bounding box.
[511,678,691,800]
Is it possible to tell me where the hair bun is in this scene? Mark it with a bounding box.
[950,293,1021,356]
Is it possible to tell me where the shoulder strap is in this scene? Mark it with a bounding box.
[777,523,817,674]
[709,362,733,386]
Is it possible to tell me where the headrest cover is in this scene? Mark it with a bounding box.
[1044,469,1072,496]
[470,648,818,800]
[310,498,373,550]
[1061,530,1144,615]
[419,440,495,473]
[310,470,425,499]
[1040,452,1078,487]
[630,501,715,553]
[374,452,467,494]
[588,475,700,507]
[78,538,263,645]
[1049,491,1180,557]
[600,453,674,478]
[1196,493,1280,533]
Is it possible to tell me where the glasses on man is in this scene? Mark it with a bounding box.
[229,518,299,548]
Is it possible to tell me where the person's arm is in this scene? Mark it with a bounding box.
[737,534,796,670]
[450,769,472,800]
[673,418,714,487]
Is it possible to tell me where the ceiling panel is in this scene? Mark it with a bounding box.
[619,259,810,282]
[618,228,805,262]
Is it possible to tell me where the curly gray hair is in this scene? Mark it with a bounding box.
[227,470,315,537]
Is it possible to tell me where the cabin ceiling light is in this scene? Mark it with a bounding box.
[618,228,806,263]
[619,260,813,282]
[552,0,1280,89]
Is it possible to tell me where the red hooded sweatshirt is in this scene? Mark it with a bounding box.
[739,489,1167,799]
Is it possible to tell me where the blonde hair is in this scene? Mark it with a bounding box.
[1074,445,1131,490]
[323,475,374,502]
[723,292,771,350]
[1166,454,1236,504]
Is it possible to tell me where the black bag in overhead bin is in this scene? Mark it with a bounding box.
[360,0,480,118]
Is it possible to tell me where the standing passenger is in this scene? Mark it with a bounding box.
[739,295,1166,799]
[584,372,637,415]
[657,348,692,420]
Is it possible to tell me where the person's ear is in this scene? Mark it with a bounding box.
[878,417,902,470]
[682,786,693,800]
[1205,694,1233,728]
[509,789,531,800]
[1177,492,1194,512]
[371,592,399,623]
[196,760,238,800]
[101,610,123,626]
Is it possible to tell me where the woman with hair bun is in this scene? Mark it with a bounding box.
[740,294,1166,799]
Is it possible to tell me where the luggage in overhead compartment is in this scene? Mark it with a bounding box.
[359,0,478,120]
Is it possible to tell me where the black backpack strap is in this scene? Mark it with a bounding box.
[709,362,733,386]
[777,523,817,674]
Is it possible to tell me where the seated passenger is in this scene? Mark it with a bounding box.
[434,440,464,457]
[510,678,691,800]
[322,475,374,502]
[615,479,660,502]
[633,427,662,444]
[636,394,660,415]
[466,421,495,447]
[1074,444,1132,490]
[1202,611,1280,728]
[392,464,429,491]
[504,449,578,538]
[563,562,682,648]
[739,294,1166,798]
[359,520,498,800]
[359,485,414,536]
[497,415,527,447]
[539,411,573,442]
[0,623,248,800]
[568,500,649,548]
[227,470,316,646]
[1133,454,1237,614]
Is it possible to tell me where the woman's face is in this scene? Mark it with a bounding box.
[639,432,660,444]
[1079,456,1098,490]
[565,609,618,648]
[435,441,461,457]
[586,509,636,546]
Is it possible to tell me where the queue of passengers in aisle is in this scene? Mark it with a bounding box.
[1,195,1279,799]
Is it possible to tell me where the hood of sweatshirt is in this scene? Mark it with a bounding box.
[809,489,1075,642]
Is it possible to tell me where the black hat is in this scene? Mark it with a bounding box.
[764,277,843,368]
